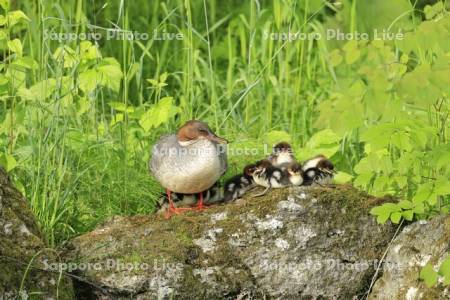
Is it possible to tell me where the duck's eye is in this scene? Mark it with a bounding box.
[198,128,208,133]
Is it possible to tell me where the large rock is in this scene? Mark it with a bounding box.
[64,185,396,299]
[0,168,74,299]
[369,215,450,299]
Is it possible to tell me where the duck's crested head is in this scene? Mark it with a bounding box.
[177,120,228,144]
[273,142,292,154]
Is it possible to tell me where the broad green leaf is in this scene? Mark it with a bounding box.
[334,171,352,184]
[398,200,413,209]
[53,46,77,68]
[7,10,30,27]
[7,39,22,56]
[97,58,123,93]
[439,256,450,279]
[0,153,17,172]
[402,210,414,221]
[420,264,438,288]
[434,178,450,196]
[139,97,179,132]
[413,183,433,204]
[79,69,98,93]
[79,41,101,60]
[390,212,402,224]
[0,0,10,10]
[265,130,292,147]
[18,79,56,101]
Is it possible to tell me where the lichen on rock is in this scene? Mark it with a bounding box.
[63,185,396,299]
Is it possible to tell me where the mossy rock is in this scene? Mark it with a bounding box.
[64,185,396,299]
[369,214,450,300]
[0,168,75,299]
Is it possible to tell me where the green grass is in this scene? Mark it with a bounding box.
[0,0,448,246]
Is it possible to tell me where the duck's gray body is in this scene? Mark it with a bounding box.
[149,134,227,194]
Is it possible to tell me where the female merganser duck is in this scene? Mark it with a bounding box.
[302,154,336,186]
[268,142,295,167]
[222,164,256,202]
[251,160,304,196]
[149,120,228,217]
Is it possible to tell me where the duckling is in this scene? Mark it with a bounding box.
[251,160,304,196]
[302,155,336,186]
[149,120,228,218]
[268,142,295,167]
[222,164,256,202]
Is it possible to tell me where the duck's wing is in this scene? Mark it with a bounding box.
[217,143,228,175]
[148,134,178,175]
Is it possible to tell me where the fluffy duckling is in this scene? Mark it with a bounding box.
[222,164,256,202]
[268,142,295,167]
[302,155,336,185]
[251,160,304,196]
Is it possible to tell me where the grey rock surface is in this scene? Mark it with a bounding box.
[369,214,450,300]
[64,185,396,299]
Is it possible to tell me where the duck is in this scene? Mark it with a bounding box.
[302,154,336,186]
[267,142,295,167]
[149,120,228,217]
[251,160,304,196]
[222,164,256,202]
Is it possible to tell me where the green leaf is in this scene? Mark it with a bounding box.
[390,212,402,224]
[264,130,292,147]
[435,178,450,196]
[18,79,56,101]
[438,256,450,280]
[0,0,10,10]
[53,46,77,68]
[79,41,101,60]
[97,58,123,93]
[420,264,438,288]
[139,97,179,132]
[7,10,30,27]
[7,39,22,56]
[413,202,425,214]
[334,171,352,184]
[0,153,17,172]
[398,200,413,210]
[402,210,414,221]
[413,183,433,204]
[376,213,390,224]
[79,69,98,93]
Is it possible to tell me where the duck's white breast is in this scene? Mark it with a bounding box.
[150,137,224,193]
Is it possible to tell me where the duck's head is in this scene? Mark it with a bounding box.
[177,120,228,145]
[273,142,292,154]
[286,162,302,176]
[243,163,257,177]
[316,157,336,174]
[271,142,294,165]
[253,159,272,175]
